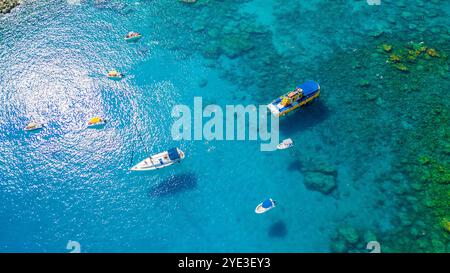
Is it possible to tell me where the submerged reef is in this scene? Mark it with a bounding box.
[330,225,379,253]
[163,0,449,252]
[325,40,449,252]
[303,171,336,195]
[325,37,449,252]
[381,41,447,75]
[0,0,446,253]
[0,0,19,14]
[300,158,338,195]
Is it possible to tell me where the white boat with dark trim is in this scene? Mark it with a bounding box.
[130,147,185,171]
[24,122,44,132]
[277,138,294,150]
[255,198,277,214]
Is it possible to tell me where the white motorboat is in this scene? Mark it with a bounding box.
[277,138,294,150]
[130,147,185,171]
[255,198,277,214]
[24,122,44,132]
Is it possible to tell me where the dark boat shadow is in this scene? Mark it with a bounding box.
[148,172,198,197]
[268,220,288,238]
[287,159,302,172]
[279,101,330,135]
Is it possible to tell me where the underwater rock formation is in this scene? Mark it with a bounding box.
[219,33,254,59]
[324,36,449,252]
[0,0,19,14]
[359,79,371,88]
[198,78,208,88]
[381,41,448,76]
[382,44,393,53]
[330,225,379,253]
[301,160,338,195]
[303,171,336,195]
[442,219,450,234]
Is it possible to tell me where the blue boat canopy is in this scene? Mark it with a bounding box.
[298,80,319,97]
[168,148,180,161]
[262,199,273,209]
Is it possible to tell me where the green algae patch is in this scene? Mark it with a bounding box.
[427,48,440,58]
[399,106,450,249]
[219,33,254,59]
[327,37,450,252]
[381,41,447,76]
[394,63,409,72]
[389,54,402,63]
[382,44,393,53]
[359,79,371,88]
[442,218,450,233]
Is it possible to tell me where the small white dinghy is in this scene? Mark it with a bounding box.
[131,147,185,171]
[124,32,142,42]
[277,138,294,150]
[24,122,44,132]
[255,198,277,214]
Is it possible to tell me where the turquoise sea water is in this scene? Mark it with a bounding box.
[0,0,449,252]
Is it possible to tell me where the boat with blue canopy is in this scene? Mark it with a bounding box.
[267,80,320,117]
[255,198,277,214]
[130,147,185,171]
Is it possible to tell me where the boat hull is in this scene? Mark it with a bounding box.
[107,75,123,80]
[255,204,274,214]
[24,124,44,131]
[87,121,106,128]
[124,35,142,42]
[276,143,293,150]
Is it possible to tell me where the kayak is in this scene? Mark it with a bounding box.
[277,138,294,150]
[131,148,185,171]
[255,198,277,214]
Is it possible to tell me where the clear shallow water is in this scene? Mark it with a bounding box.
[0,0,447,252]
